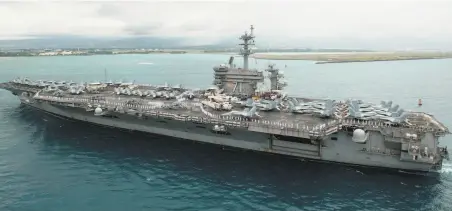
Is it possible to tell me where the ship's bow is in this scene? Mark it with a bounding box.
[0,82,10,91]
[0,82,24,96]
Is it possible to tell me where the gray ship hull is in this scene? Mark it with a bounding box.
[1,24,448,175]
[20,98,439,173]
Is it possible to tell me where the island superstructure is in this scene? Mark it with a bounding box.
[0,25,449,173]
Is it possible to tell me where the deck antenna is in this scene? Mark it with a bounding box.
[239,25,255,70]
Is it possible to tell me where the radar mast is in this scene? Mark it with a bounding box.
[239,25,255,70]
[212,25,264,97]
[265,64,287,91]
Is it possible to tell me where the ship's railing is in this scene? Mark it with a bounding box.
[341,118,392,128]
[410,112,449,134]
[33,94,342,135]
[340,118,446,135]
[32,95,447,136]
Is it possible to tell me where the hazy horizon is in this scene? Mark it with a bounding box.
[1,0,451,50]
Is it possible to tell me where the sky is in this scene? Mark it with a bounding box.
[0,0,451,50]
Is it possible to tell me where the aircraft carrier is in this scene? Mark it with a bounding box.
[0,25,450,173]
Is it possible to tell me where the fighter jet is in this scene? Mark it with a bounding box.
[255,99,281,111]
[221,105,261,119]
[69,85,85,95]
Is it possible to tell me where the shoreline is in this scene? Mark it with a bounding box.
[251,52,452,64]
[1,51,452,64]
[314,57,450,64]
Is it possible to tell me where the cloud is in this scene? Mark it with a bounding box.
[123,24,164,36]
[0,0,451,49]
[96,3,120,18]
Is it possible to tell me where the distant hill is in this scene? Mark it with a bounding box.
[0,35,187,50]
[0,35,372,52]
[0,35,451,51]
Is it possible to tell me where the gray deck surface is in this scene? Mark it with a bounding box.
[84,92,329,126]
[1,82,448,131]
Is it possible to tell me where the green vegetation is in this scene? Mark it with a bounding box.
[88,50,113,55]
[1,48,451,64]
[0,52,37,57]
[251,52,452,64]
[0,49,189,57]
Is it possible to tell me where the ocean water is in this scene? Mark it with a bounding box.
[0,54,452,211]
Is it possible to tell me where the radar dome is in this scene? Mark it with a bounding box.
[352,129,367,143]
[94,107,103,114]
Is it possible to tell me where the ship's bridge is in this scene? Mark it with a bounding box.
[212,25,265,97]
[212,65,264,97]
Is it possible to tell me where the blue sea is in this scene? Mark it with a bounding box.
[0,55,452,211]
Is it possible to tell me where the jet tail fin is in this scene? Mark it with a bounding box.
[247,106,258,117]
[287,101,295,110]
[245,98,254,107]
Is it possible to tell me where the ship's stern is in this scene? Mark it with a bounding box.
[435,146,450,171]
